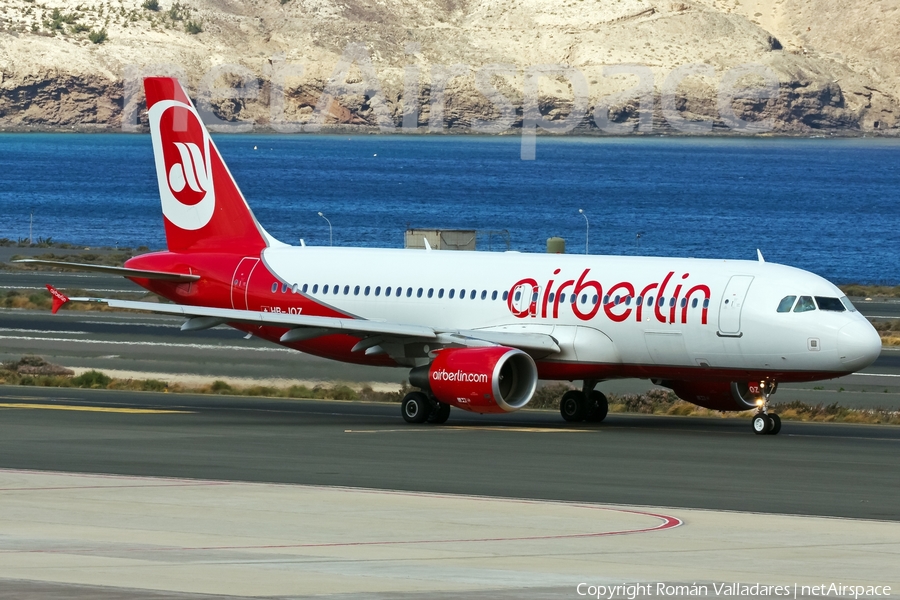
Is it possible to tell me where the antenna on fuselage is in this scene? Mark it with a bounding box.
[757,249,765,262]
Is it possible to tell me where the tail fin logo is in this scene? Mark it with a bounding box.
[148,100,216,231]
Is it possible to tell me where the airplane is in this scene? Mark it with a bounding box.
[18,77,882,436]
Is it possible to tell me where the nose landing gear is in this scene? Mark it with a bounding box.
[751,379,781,435]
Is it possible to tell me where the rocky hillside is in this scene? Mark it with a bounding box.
[0,0,897,133]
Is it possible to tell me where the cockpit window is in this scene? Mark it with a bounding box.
[776,296,796,313]
[794,296,816,313]
[840,296,857,312]
[815,296,846,312]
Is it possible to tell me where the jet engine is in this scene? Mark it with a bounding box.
[409,346,538,413]
[660,380,774,411]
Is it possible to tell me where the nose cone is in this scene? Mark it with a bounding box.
[838,320,882,371]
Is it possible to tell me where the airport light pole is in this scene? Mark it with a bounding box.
[317,211,333,246]
[578,209,589,254]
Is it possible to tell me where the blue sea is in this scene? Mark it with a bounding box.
[1,134,898,284]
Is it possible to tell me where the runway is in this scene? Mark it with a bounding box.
[1,387,899,598]
[3,305,900,406]
[1,385,898,521]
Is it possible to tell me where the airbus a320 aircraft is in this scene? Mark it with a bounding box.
[21,77,882,436]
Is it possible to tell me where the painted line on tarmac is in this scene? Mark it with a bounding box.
[0,328,89,335]
[0,335,292,352]
[0,403,192,414]
[345,426,593,433]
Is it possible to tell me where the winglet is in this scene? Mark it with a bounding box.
[46,285,69,314]
[756,249,765,263]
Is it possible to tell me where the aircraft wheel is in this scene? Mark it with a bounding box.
[428,401,451,424]
[560,390,587,422]
[768,413,782,435]
[751,413,771,435]
[585,390,609,423]
[402,392,432,424]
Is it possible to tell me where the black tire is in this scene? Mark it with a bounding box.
[751,413,771,435]
[768,413,782,435]
[560,390,587,422]
[585,390,609,422]
[427,401,451,424]
[401,392,432,424]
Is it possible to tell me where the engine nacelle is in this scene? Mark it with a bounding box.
[661,380,775,411]
[409,347,538,414]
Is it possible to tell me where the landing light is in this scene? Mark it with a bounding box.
[755,399,765,407]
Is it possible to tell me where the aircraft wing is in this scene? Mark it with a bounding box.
[12,260,200,282]
[100,298,560,356]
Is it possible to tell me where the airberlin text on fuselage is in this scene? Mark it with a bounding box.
[507,269,711,325]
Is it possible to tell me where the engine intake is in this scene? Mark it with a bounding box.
[409,346,538,413]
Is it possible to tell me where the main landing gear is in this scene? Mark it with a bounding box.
[560,380,609,423]
[401,391,450,425]
[751,379,781,436]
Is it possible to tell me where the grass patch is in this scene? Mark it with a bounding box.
[839,284,900,298]
[1,358,897,426]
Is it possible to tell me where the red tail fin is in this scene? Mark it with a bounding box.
[144,77,278,254]
[46,285,69,314]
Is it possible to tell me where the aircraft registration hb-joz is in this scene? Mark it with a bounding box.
[24,77,882,436]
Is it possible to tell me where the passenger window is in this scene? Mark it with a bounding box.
[396,287,402,297]
[449,289,456,299]
[385,286,391,296]
[703,299,709,308]
[282,283,289,293]
[794,296,816,313]
[292,284,299,294]
[334,285,340,295]
[581,294,587,303]
[407,288,413,298]
[428,288,434,298]
[840,296,857,312]
[669,298,675,307]
[776,296,796,313]
[364,286,370,296]
[815,297,845,312]
[549,292,556,303]
[302,284,308,293]
[374,286,380,296]
[313,284,319,294]
[558,293,566,303]
[481,290,487,300]
[636,296,642,306]
[625,296,632,306]
[659,297,665,307]
[272,282,278,293]
[603,295,609,304]
[530,291,537,302]
[514,291,521,301]
[417,288,423,298]
[323,285,329,294]
[354,285,360,296]
[680,298,686,307]
[461,289,466,299]
[691,298,698,308]
[491,291,498,300]
[647,296,654,306]
[344,285,350,295]
[570,294,577,304]
[615,295,621,305]
[502,291,509,301]
[593,295,599,305]
[438,289,444,298]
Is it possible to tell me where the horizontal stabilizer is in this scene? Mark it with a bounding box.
[13,260,200,282]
